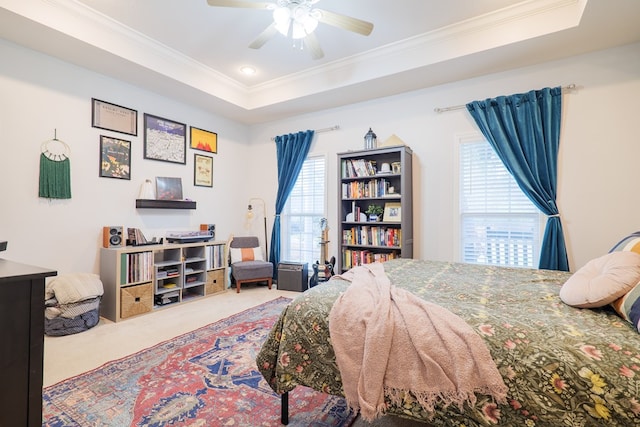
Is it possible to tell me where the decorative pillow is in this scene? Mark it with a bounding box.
[611,282,640,332]
[559,251,640,308]
[609,231,640,254]
[230,247,264,264]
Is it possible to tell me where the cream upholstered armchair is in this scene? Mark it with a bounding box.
[229,236,273,293]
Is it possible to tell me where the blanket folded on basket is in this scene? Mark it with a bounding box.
[328,263,507,421]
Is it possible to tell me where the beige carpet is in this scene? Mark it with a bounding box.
[351,414,433,426]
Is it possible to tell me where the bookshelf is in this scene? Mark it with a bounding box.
[337,146,413,273]
[99,240,227,322]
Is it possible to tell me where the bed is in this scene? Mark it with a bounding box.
[257,258,640,426]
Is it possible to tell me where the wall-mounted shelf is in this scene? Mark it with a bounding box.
[136,199,196,210]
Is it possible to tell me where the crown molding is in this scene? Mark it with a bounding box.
[247,0,586,109]
[1,0,586,111]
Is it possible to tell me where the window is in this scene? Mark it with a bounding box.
[458,136,541,268]
[281,155,326,268]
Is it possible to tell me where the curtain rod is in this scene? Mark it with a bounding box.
[271,125,340,141]
[434,84,577,114]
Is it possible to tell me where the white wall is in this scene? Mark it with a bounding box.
[0,39,253,273]
[1,38,639,274]
[250,41,640,271]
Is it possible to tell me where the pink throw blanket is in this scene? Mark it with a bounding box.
[328,263,507,421]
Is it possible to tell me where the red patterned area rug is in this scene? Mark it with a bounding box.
[43,297,356,426]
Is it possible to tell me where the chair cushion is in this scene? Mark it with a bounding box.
[230,247,263,264]
[232,260,273,281]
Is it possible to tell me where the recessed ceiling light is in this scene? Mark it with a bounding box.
[240,66,256,76]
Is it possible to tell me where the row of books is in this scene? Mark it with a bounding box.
[120,251,153,284]
[205,244,226,269]
[341,158,378,178]
[342,250,399,269]
[342,178,398,199]
[343,226,402,247]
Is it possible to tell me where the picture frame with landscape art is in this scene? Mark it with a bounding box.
[143,113,186,164]
[99,135,131,180]
[194,154,213,187]
[190,126,217,153]
[91,98,137,136]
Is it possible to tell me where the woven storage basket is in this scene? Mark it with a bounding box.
[120,282,153,319]
[206,270,225,295]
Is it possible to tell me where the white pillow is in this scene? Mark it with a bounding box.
[559,251,640,308]
[230,247,264,264]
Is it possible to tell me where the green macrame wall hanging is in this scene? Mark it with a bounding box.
[39,131,71,199]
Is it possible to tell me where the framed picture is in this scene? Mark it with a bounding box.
[99,135,131,180]
[190,126,217,153]
[194,153,213,187]
[143,113,186,164]
[155,177,183,200]
[384,202,402,222]
[91,98,137,136]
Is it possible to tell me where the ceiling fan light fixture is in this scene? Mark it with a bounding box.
[273,7,291,36]
[208,0,372,59]
[290,21,307,39]
[273,2,318,39]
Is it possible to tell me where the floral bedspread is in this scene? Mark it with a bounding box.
[256,258,640,426]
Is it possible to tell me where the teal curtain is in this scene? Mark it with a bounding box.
[269,130,315,275]
[466,87,569,271]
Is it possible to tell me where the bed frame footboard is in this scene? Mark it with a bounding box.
[281,391,289,425]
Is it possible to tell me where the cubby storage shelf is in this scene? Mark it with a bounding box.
[136,199,196,209]
[100,241,227,322]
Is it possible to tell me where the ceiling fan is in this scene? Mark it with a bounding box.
[206,0,374,59]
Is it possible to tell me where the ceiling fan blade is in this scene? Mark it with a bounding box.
[249,23,279,49]
[206,0,272,9]
[316,8,373,36]
[303,32,324,60]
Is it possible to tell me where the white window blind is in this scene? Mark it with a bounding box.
[459,140,541,268]
[281,155,326,268]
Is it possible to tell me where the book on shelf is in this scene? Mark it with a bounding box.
[342,159,378,178]
[341,249,399,269]
[341,178,395,199]
[342,226,402,247]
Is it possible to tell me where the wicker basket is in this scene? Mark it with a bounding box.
[206,270,225,295]
[120,282,153,319]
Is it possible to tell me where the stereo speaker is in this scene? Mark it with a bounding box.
[103,226,123,248]
[200,224,216,240]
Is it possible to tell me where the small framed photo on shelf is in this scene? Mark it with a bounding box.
[155,177,183,200]
[194,153,213,187]
[384,202,402,222]
[91,98,137,136]
[99,135,131,180]
[144,114,186,164]
[190,126,217,153]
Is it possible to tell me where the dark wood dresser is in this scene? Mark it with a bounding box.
[0,259,56,427]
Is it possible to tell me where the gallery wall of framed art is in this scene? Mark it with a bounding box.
[93,98,218,194]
